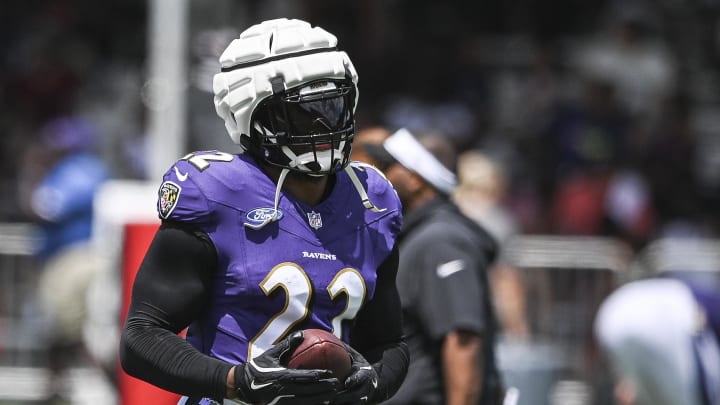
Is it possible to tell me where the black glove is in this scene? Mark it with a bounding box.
[235,331,341,405]
[332,344,380,405]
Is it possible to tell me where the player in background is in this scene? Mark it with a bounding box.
[120,18,409,405]
[18,116,111,403]
[595,277,720,405]
[366,129,505,405]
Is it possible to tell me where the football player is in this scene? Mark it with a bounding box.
[595,277,720,405]
[120,18,409,405]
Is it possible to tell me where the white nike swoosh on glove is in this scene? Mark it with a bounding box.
[250,380,273,390]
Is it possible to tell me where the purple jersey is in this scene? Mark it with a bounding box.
[156,151,401,364]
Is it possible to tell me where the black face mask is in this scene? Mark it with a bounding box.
[249,78,357,174]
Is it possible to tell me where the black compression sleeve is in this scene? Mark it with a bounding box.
[368,342,410,403]
[119,222,232,400]
[350,245,410,402]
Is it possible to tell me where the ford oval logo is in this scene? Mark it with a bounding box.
[246,207,283,225]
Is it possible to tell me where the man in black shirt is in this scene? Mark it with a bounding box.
[368,128,504,405]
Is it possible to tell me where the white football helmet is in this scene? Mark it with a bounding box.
[213,18,359,175]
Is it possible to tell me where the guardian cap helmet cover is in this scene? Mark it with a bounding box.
[213,18,359,174]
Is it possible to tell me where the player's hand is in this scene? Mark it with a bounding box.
[332,344,379,405]
[234,331,341,405]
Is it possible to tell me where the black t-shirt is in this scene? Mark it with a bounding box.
[387,197,501,405]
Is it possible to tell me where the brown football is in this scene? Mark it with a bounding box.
[285,329,352,382]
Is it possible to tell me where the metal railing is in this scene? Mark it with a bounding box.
[496,235,720,405]
[496,235,632,405]
[0,223,117,404]
[0,223,44,367]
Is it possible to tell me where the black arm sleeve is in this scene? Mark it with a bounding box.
[119,221,233,400]
[350,245,410,402]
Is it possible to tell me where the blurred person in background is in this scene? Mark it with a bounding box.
[453,150,518,247]
[594,277,720,405]
[572,1,677,122]
[537,63,631,237]
[18,115,111,403]
[367,128,506,405]
[637,91,711,238]
[119,18,410,405]
[350,126,391,168]
[453,150,528,339]
[538,64,658,249]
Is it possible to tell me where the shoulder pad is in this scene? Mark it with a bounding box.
[156,151,237,222]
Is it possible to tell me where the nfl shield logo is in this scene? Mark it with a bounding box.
[307,211,323,229]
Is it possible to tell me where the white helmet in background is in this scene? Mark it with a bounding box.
[213,18,359,175]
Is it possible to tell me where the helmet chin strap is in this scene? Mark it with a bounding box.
[244,168,290,230]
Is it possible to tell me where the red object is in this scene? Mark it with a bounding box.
[552,173,608,235]
[286,329,352,382]
[119,222,181,405]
